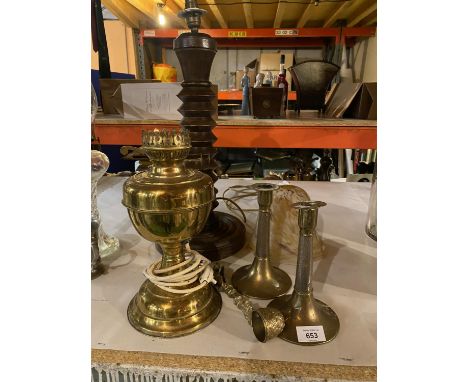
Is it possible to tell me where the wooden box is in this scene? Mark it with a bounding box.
[249,87,283,118]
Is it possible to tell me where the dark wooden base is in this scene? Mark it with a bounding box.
[190,211,246,262]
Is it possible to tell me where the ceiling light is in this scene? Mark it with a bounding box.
[158,13,166,26]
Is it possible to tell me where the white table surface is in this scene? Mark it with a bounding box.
[92,177,376,368]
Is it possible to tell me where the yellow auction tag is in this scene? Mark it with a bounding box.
[228,31,247,38]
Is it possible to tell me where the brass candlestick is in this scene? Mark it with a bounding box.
[231,183,292,299]
[268,201,340,345]
[122,129,222,337]
[174,0,246,261]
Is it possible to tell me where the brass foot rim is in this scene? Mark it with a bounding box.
[268,296,340,346]
[127,287,222,338]
[231,265,292,300]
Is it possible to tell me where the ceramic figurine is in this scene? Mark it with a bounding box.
[264,71,273,86]
[254,73,265,88]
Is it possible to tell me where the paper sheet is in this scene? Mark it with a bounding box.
[121,82,182,120]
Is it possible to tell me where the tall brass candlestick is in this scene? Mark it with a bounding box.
[231,184,292,299]
[268,201,340,345]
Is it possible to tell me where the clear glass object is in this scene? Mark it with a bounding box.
[91,84,119,257]
[366,164,377,241]
[91,150,120,257]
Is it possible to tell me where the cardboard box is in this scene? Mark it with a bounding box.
[325,82,377,120]
[347,82,377,120]
[324,82,362,118]
[259,53,293,86]
[99,79,160,115]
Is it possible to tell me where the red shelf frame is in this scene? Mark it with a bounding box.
[140,27,376,47]
[94,121,376,149]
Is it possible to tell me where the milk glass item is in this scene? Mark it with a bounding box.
[366,165,377,241]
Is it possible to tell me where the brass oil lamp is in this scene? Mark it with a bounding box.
[122,129,222,337]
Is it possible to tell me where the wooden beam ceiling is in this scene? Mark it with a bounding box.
[102,0,377,30]
[364,15,377,26]
[102,0,152,28]
[297,1,315,28]
[126,0,155,20]
[348,3,377,27]
[273,2,287,28]
[162,1,187,28]
[323,1,350,27]
[242,0,254,28]
[205,0,228,28]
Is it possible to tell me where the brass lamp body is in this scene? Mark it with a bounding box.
[122,129,222,337]
[268,201,340,345]
[231,183,292,299]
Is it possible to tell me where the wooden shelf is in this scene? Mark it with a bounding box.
[94,114,376,149]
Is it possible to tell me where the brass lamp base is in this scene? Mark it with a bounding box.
[190,211,246,261]
[231,257,292,300]
[268,292,340,346]
[128,280,222,338]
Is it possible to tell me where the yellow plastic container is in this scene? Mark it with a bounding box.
[152,64,177,82]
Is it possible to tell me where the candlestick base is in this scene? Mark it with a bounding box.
[268,291,339,345]
[231,257,292,300]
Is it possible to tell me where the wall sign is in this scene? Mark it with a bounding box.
[228,31,247,38]
[275,29,299,36]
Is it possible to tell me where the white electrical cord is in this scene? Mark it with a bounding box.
[143,243,216,294]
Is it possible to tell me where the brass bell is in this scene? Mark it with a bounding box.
[268,201,340,345]
[231,183,292,299]
[213,264,284,342]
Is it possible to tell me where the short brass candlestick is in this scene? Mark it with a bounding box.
[268,201,340,345]
[122,129,222,337]
[231,183,292,299]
